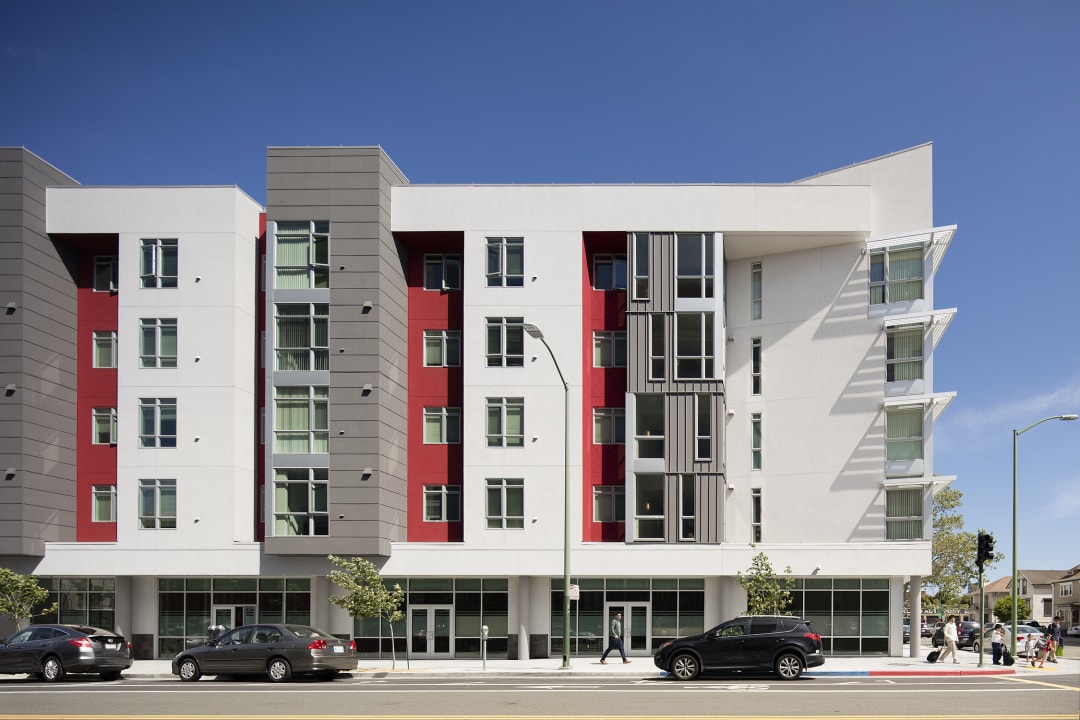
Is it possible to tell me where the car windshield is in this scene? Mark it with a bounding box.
[284,625,334,639]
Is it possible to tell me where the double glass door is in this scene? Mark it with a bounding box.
[409,606,453,659]
[605,603,651,656]
[212,604,256,631]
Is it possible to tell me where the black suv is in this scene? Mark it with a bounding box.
[932,621,982,653]
[653,615,825,680]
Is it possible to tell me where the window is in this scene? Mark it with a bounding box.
[885,487,923,540]
[274,221,328,289]
[93,331,117,368]
[1061,584,1074,598]
[593,254,627,290]
[593,408,625,445]
[632,233,650,299]
[424,254,461,291]
[273,387,329,453]
[680,474,696,541]
[886,326,923,382]
[675,313,714,379]
[423,330,461,367]
[751,488,762,542]
[94,256,118,292]
[593,331,627,368]
[93,407,117,445]
[424,407,461,444]
[273,468,328,536]
[635,474,664,540]
[593,486,625,522]
[886,407,923,462]
[275,304,328,371]
[751,413,762,470]
[695,394,711,460]
[486,317,524,367]
[486,478,524,529]
[92,485,116,522]
[751,338,762,394]
[140,318,177,368]
[141,238,178,288]
[870,246,923,304]
[486,397,524,447]
[636,395,665,459]
[139,479,176,528]
[139,398,177,448]
[649,314,666,380]
[486,237,524,287]
[751,262,762,320]
[424,485,461,522]
[676,233,714,298]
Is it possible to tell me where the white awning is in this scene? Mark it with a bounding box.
[883,308,957,351]
[866,224,956,277]
[884,391,957,423]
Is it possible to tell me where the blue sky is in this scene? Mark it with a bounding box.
[4,1,1078,576]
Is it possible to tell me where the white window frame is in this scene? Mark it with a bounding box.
[886,406,924,462]
[751,261,762,320]
[486,317,524,367]
[140,238,178,288]
[648,313,666,381]
[138,479,176,529]
[1060,584,1073,598]
[92,407,117,445]
[93,331,117,369]
[751,488,762,542]
[423,330,461,368]
[486,397,524,448]
[592,486,625,523]
[592,331,627,368]
[679,474,697,541]
[92,485,116,523]
[695,394,711,460]
[634,473,664,541]
[139,398,177,448]
[424,253,462,291]
[94,256,118,292]
[592,408,625,445]
[674,312,715,380]
[751,337,762,395]
[675,233,714,299]
[632,233,650,300]
[273,386,329,454]
[424,407,461,444]
[274,221,329,289]
[486,478,524,529]
[140,318,177,368]
[486,237,524,287]
[423,484,462,522]
[272,467,328,536]
[274,303,329,371]
[869,245,924,305]
[886,325,924,382]
[885,486,923,540]
[635,394,665,459]
[593,254,627,291]
[751,412,762,470]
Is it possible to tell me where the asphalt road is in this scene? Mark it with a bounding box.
[0,672,1077,719]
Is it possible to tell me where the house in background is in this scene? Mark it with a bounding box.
[967,569,1069,626]
[1049,565,1080,627]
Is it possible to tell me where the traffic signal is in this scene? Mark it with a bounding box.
[976,531,996,570]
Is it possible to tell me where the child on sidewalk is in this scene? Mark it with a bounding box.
[1024,634,1037,667]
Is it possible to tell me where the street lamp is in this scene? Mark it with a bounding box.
[1010,413,1077,655]
[523,323,571,670]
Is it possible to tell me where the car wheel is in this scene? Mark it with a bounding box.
[177,657,202,682]
[41,656,65,683]
[100,671,123,681]
[670,652,701,681]
[775,653,804,680]
[267,657,292,683]
[971,641,980,654]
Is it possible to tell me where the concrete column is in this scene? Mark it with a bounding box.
[517,576,531,660]
[909,575,923,657]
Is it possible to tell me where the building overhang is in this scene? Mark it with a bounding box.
[883,308,957,352]
[884,392,957,423]
[866,225,956,277]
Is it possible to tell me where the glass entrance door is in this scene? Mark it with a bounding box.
[605,603,651,656]
[212,604,256,631]
[408,606,453,659]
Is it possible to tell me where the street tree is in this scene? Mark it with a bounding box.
[0,567,57,628]
[928,487,1002,612]
[326,555,405,668]
[738,551,795,615]
[993,596,1030,624]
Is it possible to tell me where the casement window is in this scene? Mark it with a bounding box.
[751,338,762,395]
[593,331,627,368]
[486,478,524,529]
[751,262,762,320]
[634,474,664,540]
[751,488,762,542]
[886,407,923,461]
[275,303,329,371]
[94,256,118,292]
[593,486,625,523]
[139,398,177,448]
[695,394,711,460]
[423,330,461,367]
[140,318,177,368]
[93,331,117,369]
[886,326,924,382]
[593,408,625,445]
[486,237,524,287]
[486,397,524,447]
[869,246,923,305]
[1061,584,1074,598]
[424,407,461,444]
[93,407,117,445]
[274,221,329,289]
[92,485,116,522]
[679,474,697,541]
[593,254,627,290]
[424,254,461,291]
[885,487,923,540]
[632,233,650,300]
[486,317,524,367]
[424,484,462,522]
[138,479,176,529]
[675,312,715,379]
[649,314,666,380]
[273,386,329,453]
[140,238,178,288]
[676,233,714,299]
[751,413,762,470]
[273,468,328,536]
[635,394,665,459]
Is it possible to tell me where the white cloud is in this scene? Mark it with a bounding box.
[949,377,1080,435]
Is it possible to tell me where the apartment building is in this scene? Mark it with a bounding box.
[1,143,956,659]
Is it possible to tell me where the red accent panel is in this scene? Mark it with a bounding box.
[255,214,267,541]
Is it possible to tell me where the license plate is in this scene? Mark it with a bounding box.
[333,645,344,653]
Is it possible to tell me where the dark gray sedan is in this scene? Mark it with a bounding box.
[0,624,133,681]
[172,624,356,682]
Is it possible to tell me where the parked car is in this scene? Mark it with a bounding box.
[171,623,356,682]
[1068,625,1080,638]
[0,624,133,682]
[653,615,824,681]
[921,623,934,638]
[902,619,910,643]
[932,621,982,653]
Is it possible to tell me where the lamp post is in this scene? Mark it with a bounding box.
[1010,413,1077,655]
[523,323,571,669]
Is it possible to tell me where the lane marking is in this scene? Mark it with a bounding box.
[998,675,1080,692]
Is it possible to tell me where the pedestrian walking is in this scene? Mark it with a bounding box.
[600,611,631,665]
[937,614,960,664]
[1039,617,1063,667]
[991,624,1006,665]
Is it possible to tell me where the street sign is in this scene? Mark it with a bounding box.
[568,584,580,600]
